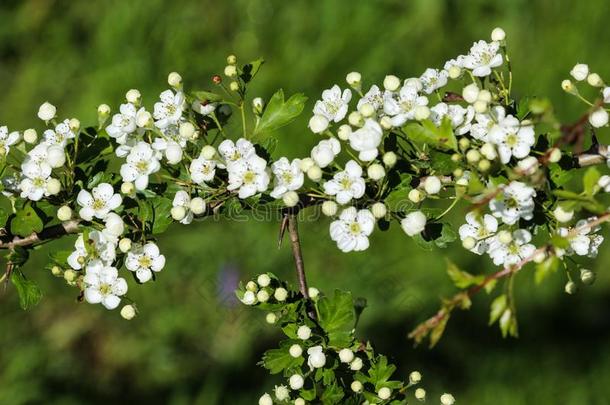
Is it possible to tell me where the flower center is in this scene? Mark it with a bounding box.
[243,171,256,184]
[92,199,105,210]
[506,133,518,147]
[508,243,520,255]
[349,222,361,235]
[324,101,340,115]
[138,255,152,269]
[282,172,294,184]
[99,283,112,295]
[400,100,413,111]
[33,177,46,187]
[340,177,352,190]
[136,161,149,172]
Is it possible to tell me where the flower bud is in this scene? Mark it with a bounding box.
[458,137,471,151]
[307,165,322,182]
[533,250,547,263]
[275,388,289,402]
[580,268,596,285]
[297,325,311,340]
[349,357,363,371]
[136,110,152,127]
[383,75,401,91]
[382,151,397,168]
[480,143,497,160]
[497,230,512,244]
[229,81,239,92]
[171,206,186,221]
[57,206,72,221]
[257,273,271,287]
[23,129,37,144]
[309,114,329,133]
[289,374,304,390]
[120,305,137,320]
[258,393,272,405]
[478,159,491,172]
[336,124,351,141]
[462,236,476,250]
[274,287,288,301]
[548,147,561,163]
[491,27,506,41]
[367,163,385,181]
[380,116,393,130]
[307,346,326,368]
[246,281,258,292]
[346,71,362,88]
[294,399,305,405]
[448,65,461,79]
[570,63,589,81]
[179,122,197,140]
[308,287,320,298]
[126,89,141,104]
[378,387,391,400]
[47,145,66,168]
[339,348,354,363]
[299,157,314,172]
[168,72,182,87]
[69,118,80,132]
[553,205,574,223]
[241,290,257,305]
[226,54,237,65]
[38,102,57,122]
[283,191,300,207]
[474,100,488,113]
[405,78,422,91]
[409,371,422,384]
[257,289,270,303]
[98,104,111,117]
[564,281,578,295]
[64,269,77,282]
[289,344,303,358]
[561,79,577,94]
[165,143,183,164]
[414,105,430,121]
[252,97,264,114]
[322,200,338,216]
[589,107,609,128]
[196,145,214,160]
[51,265,63,277]
[440,393,456,405]
[266,312,276,323]
[119,238,132,253]
[401,211,426,236]
[424,176,442,194]
[360,103,376,118]
[408,189,423,203]
[462,83,480,104]
[415,388,426,401]
[478,89,492,103]
[189,197,205,215]
[224,65,237,78]
[46,178,61,195]
[350,381,363,393]
[121,182,135,195]
[586,73,603,87]
[348,111,364,127]
[371,202,387,219]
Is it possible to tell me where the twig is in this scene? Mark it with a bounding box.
[0,220,80,250]
[287,213,309,299]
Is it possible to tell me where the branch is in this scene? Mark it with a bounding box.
[0,220,80,250]
[287,213,309,299]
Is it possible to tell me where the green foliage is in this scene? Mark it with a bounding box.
[403,117,457,151]
[10,205,43,237]
[10,269,42,310]
[316,290,356,347]
[254,89,308,137]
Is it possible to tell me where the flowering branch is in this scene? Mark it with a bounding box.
[0,220,80,250]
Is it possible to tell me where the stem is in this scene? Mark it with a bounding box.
[287,213,309,299]
[240,102,247,139]
[0,220,80,249]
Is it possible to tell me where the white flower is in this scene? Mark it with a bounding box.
[83,260,128,310]
[338,348,354,363]
[383,84,429,127]
[227,156,270,199]
[38,102,57,121]
[489,181,536,225]
[462,40,503,77]
[419,68,448,94]
[307,346,326,369]
[488,115,535,163]
[559,218,604,257]
[43,119,75,147]
[459,212,498,254]
[598,175,610,192]
[308,114,329,133]
[153,89,185,129]
[274,385,290,401]
[102,213,125,242]
[470,106,506,141]
[189,156,216,184]
[348,119,383,161]
[258,393,273,405]
[270,157,304,198]
[313,85,352,122]
[311,138,341,168]
[357,85,385,111]
[323,160,365,204]
[19,164,52,201]
[329,207,375,252]
[0,126,20,155]
[77,183,122,221]
[289,374,304,390]
[106,103,145,144]
[67,231,116,270]
[172,190,193,224]
[218,138,256,169]
[488,229,536,266]
[192,100,217,116]
[401,211,427,236]
[570,63,589,81]
[603,87,610,103]
[125,242,166,283]
[589,108,609,128]
[120,142,161,190]
[430,103,474,135]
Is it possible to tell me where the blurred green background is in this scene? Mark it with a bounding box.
[2,0,610,404]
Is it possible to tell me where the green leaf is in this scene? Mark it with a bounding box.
[192,90,223,102]
[320,383,344,404]
[489,294,507,325]
[150,197,173,234]
[240,58,265,83]
[0,207,8,227]
[316,290,355,347]
[446,260,484,288]
[499,308,518,338]
[549,163,575,187]
[11,204,43,237]
[10,269,42,310]
[403,117,457,151]
[261,343,304,374]
[368,355,397,390]
[583,166,601,197]
[384,187,413,212]
[429,311,450,348]
[535,256,560,284]
[254,90,308,137]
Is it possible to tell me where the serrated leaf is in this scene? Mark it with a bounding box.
[316,290,355,347]
[320,383,344,404]
[403,117,457,151]
[11,204,43,237]
[150,197,173,234]
[10,269,42,310]
[254,90,307,137]
[262,342,304,374]
[446,260,484,288]
[583,166,601,197]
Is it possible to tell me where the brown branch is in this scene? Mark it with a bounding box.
[287,213,309,299]
[0,220,80,250]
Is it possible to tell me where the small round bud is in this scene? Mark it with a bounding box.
[47,145,66,168]
[462,83,480,104]
[200,145,216,160]
[497,230,512,244]
[309,114,329,133]
[289,344,303,358]
[224,65,237,78]
[289,374,304,390]
[491,27,506,41]
[589,107,609,128]
[190,197,206,215]
[136,110,152,127]
[553,205,574,223]
[348,111,364,127]
[252,97,264,114]
[424,176,442,195]
[226,54,237,65]
[257,289,270,303]
[533,251,547,264]
[212,75,222,84]
[451,153,462,162]
[274,287,288,302]
[69,118,80,132]
[126,89,141,104]
[548,147,561,163]
[275,385,290,400]
[473,99,488,113]
[246,281,258,292]
[258,393,273,405]
[339,348,354,363]
[179,122,197,140]
[561,79,577,94]
[294,399,305,405]
[307,165,322,182]
[440,393,456,405]
[458,137,471,151]
[121,182,135,195]
[308,287,320,298]
[57,206,72,221]
[378,387,392,400]
[171,206,186,221]
[297,325,311,340]
[587,73,604,87]
[401,211,427,236]
[380,116,393,130]
[367,163,385,181]
[408,189,423,203]
[322,200,338,217]
[382,152,397,168]
[350,380,363,393]
[299,157,315,172]
[241,290,257,305]
[257,274,271,287]
[51,266,63,276]
[46,178,61,195]
[448,65,461,79]
[415,388,426,401]
[168,72,182,87]
[283,191,300,207]
[97,103,111,116]
[480,143,497,160]
[346,71,362,87]
[349,357,363,371]
[478,159,491,172]
[337,124,352,141]
[23,129,37,144]
[120,305,137,320]
[564,280,578,295]
[229,81,239,92]
[383,75,401,91]
[478,89,493,103]
[462,236,476,250]
[570,63,589,81]
[371,202,387,219]
[409,371,422,384]
[453,168,464,178]
[580,269,596,285]
[119,238,132,253]
[414,105,430,121]
[166,142,184,165]
[64,269,77,282]
[38,102,57,121]
[359,102,375,118]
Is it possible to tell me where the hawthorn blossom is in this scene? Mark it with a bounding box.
[458,212,498,254]
[419,68,448,94]
[559,218,604,257]
[19,163,52,201]
[125,242,166,283]
[172,190,194,224]
[83,260,128,310]
[307,345,327,369]
[357,85,385,111]
[348,119,383,161]
[462,40,503,77]
[77,183,122,221]
[311,138,341,168]
[488,229,536,266]
[489,181,536,225]
[329,207,375,252]
[313,85,352,122]
[323,160,365,204]
[106,103,148,144]
[218,138,256,168]
[383,84,429,127]
[0,126,20,155]
[489,115,535,163]
[153,89,185,129]
[227,155,270,199]
[68,231,116,270]
[189,156,216,184]
[120,141,161,190]
[470,106,506,141]
[429,103,475,135]
[270,157,304,198]
[43,119,75,147]
[102,213,125,242]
